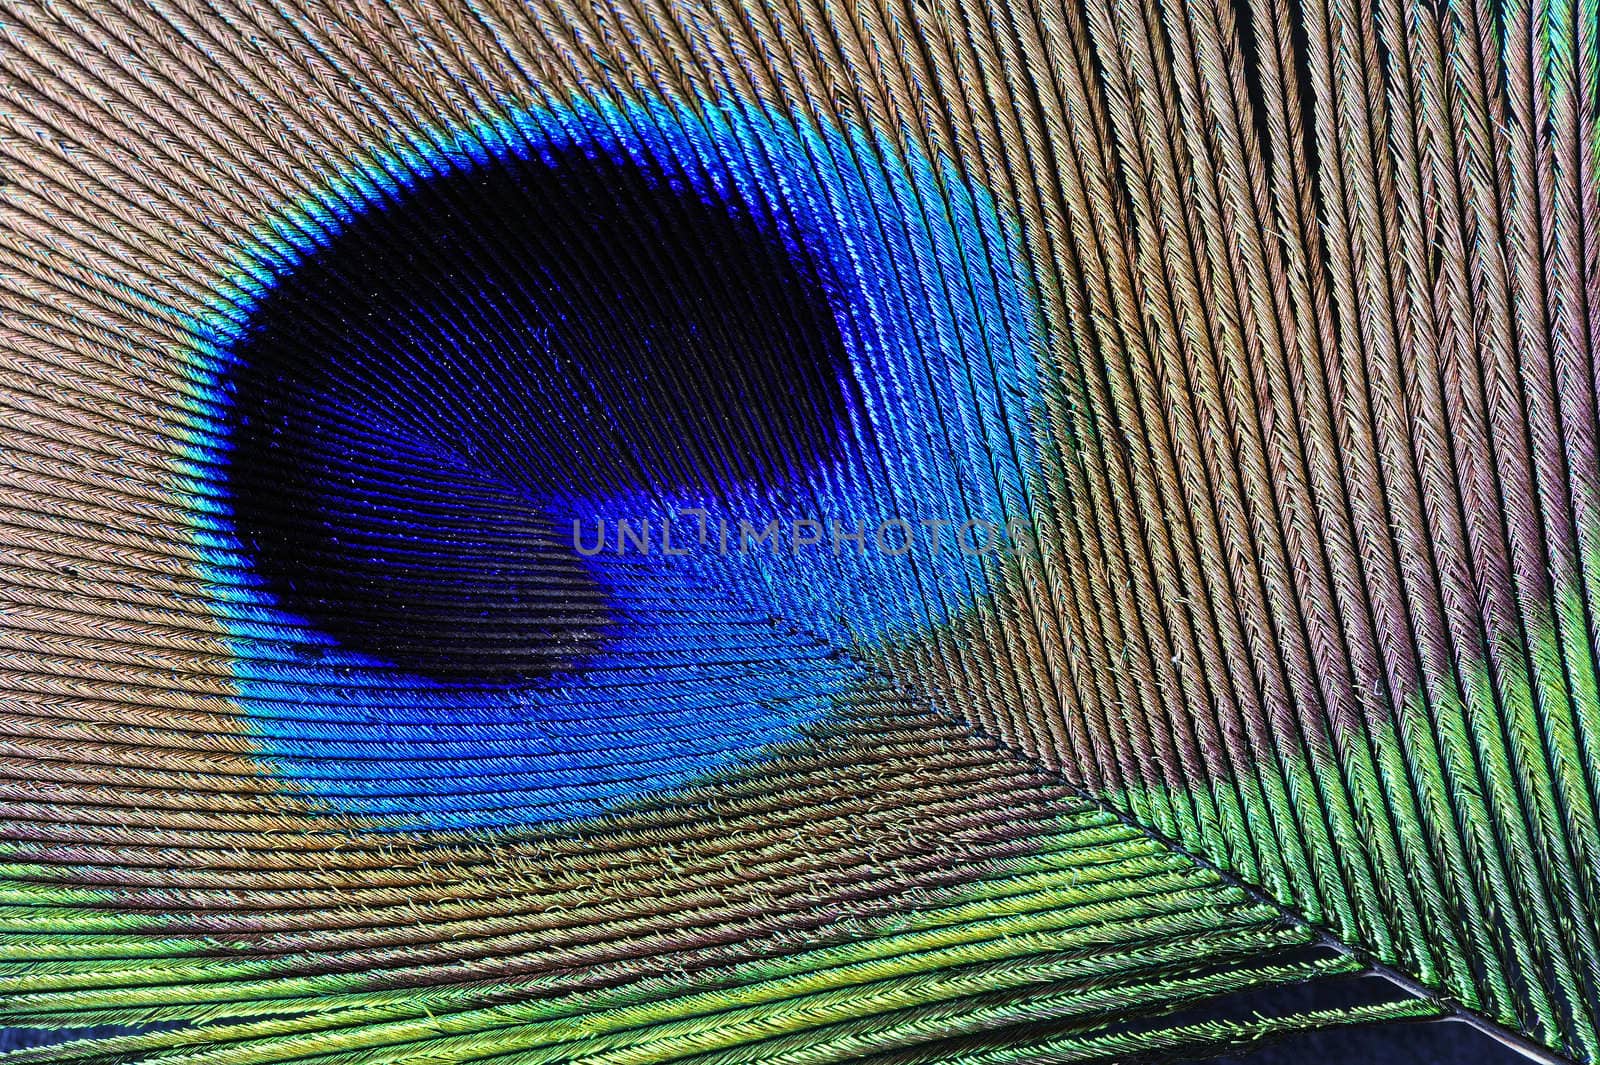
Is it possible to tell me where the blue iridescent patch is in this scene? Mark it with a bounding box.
[172,94,1045,831]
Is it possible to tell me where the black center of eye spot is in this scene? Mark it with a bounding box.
[223,145,859,684]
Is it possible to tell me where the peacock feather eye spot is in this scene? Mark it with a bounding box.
[223,145,858,684]
[14,3,1600,1059]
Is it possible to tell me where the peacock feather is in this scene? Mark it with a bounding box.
[0,0,1596,1060]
